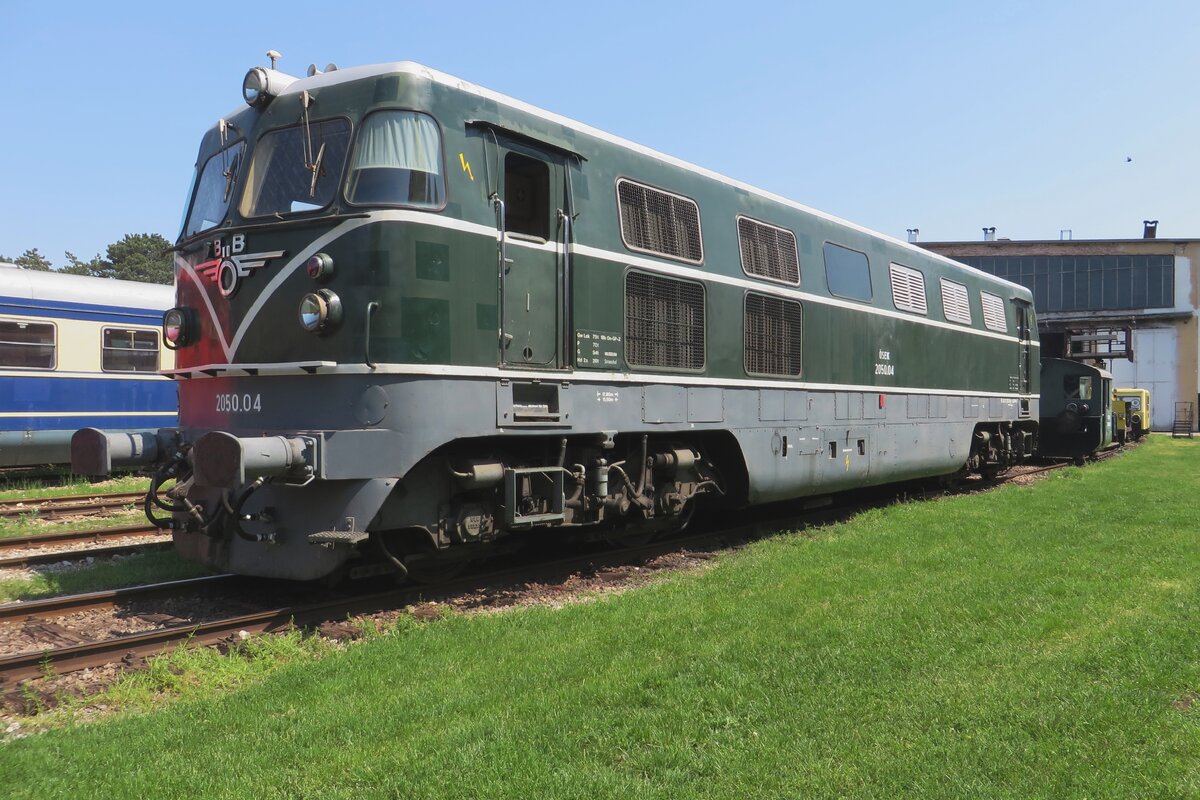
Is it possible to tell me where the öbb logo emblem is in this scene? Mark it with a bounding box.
[198,234,286,297]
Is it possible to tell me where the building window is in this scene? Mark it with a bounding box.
[823,242,872,302]
[617,179,704,264]
[737,217,799,285]
[102,328,160,372]
[940,279,972,325]
[960,254,1175,312]
[980,291,1007,332]
[744,293,803,376]
[888,263,927,315]
[625,271,705,370]
[0,320,56,369]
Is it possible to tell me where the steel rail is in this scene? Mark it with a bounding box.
[0,491,146,519]
[0,524,160,553]
[0,540,172,570]
[0,574,236,624]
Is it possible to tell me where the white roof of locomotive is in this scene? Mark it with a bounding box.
[0,263,173,311]
[272,61,1027,296]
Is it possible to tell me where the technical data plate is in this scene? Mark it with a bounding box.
[574,330,622,369]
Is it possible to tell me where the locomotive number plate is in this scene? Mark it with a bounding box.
[215,393,262,413]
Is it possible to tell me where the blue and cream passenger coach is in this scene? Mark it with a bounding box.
[75,59,1039,581]
[1,265,175,467]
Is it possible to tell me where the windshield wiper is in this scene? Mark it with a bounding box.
[308,142,326,198]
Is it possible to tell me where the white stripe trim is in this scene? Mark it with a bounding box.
[166,359,1035,400]
[0,411,177,419]
[572,242,1030,345]
[181,209,1037,354]
[0,370,174,381]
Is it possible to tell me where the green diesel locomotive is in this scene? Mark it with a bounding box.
[74,58,1039,580]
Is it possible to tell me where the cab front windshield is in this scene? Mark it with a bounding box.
[240,119,352,217]
[182,141,245,239]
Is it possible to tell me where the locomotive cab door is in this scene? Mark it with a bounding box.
[489,137,569,369]
[1015,301,1034,417]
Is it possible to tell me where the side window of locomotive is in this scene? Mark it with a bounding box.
[823,242,872,302]
[624,271,705,370]
[241,118,352,217]
[888,262,927,315]
[744,293,803,376]
[738,217,800,285]
[617,179,704,264]
[1064,375,1093,400]
[940,278,972,325]
[101,328,160,373]
[503,152,550,240]
[182,141,245,239]
[0,320,56,369]
[980,290,1008,332]
[344,111,445,209]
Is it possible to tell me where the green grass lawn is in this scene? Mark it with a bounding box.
[2,437,1198,798]
[0,474,152,503]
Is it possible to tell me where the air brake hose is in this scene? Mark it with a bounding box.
[231,477,273,542]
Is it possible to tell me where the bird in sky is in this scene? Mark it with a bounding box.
[1126,156,1133,162]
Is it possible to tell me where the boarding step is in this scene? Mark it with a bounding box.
[1172,402,1195,438]
[307,530,370,546]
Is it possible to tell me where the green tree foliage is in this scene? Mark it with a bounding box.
[0,248,53,271]
[4,234,173,284]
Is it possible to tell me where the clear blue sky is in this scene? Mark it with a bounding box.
[3,0,1198,266]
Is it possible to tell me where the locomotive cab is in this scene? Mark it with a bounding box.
[1036,359,1114,463]
[1114,387,1151,440]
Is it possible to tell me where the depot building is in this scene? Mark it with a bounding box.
[920,223,1198,432]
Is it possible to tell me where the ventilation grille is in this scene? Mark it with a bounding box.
[738,217,799,284]
[617,179,703,263]
[889,263,927,315]
[980,291,1008,332]
[744,293,803,376]
[940,279,972,325]
[625,271,705,369]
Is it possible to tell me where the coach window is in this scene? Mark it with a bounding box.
[102,328,159,373]
[823,242,872,301]
[345,111,445,208]
[242,118,352,217]
[0,320,56,369]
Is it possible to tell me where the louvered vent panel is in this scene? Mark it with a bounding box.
[940,279,972,325]
[624,272,706,369]
[744,293,803,376]
[980,291,1008,332]
[617,180,704,263]
[738,218,799,284]
[889,263,928,315]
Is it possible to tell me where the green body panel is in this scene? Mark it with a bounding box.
[177,66,1037,398]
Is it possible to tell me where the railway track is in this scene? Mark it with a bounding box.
[0,491,146,519]
[0,445,1132,687]
[0,523,169,569]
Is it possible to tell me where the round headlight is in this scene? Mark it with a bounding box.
[299,289,342,333]
[305,253,334,281]
[163,307,195,349]
[243,68,268,106]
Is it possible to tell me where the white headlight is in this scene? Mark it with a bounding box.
[299,290,342,333]
[242,67,297,107]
